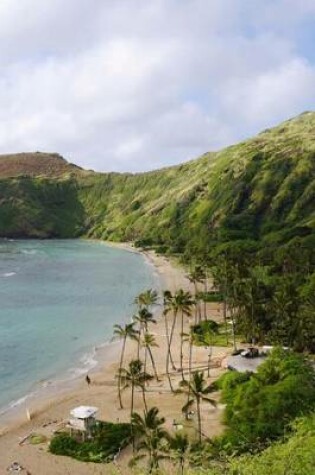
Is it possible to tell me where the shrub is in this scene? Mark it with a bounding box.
[50,433,79,456]
[217,349,315,452]
[191,320,220,344]
[49,421,131,463]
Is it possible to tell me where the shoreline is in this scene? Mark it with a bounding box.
[0,242,229,475]
[0,241,159,434]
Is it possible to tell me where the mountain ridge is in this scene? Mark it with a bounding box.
[0,111,314,247]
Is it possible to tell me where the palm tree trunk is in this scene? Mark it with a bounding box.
[166,346,174,392]
[118,336,126,409]
[164,313,175,369]
[141,386,148,415]
[131,382,135,419]
[231,306,237,351]
[131,381,135,453]
[137,325,142,359]
[223,296,229,345]
[144,346,148,377]
[196,396,202,444]
[207,346,212,377]
[169,310,178,370]
[180,457,184,475]
[194,283,202,323]
[180,311,185,380]
[203,271,208,320]
[189,337,193,379]
[186,338,193,414]
[148,346,159,381]
[194,302,198,325]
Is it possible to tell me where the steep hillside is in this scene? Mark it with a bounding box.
[0,111,314,245]
[78,111,315,252]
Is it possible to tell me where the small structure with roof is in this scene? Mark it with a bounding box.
[67,405,98,440]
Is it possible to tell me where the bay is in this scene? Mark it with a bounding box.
[0,239,158,415]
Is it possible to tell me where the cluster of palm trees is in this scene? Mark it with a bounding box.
[112,278,218,472]
[129,371,216,473]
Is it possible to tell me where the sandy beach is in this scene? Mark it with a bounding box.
[0,246,230,474]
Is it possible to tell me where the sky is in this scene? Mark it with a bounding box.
[0,0,314,172]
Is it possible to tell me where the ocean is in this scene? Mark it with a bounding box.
[0,239,158,417]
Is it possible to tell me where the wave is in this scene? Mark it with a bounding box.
[68,347,99,378]
[0,392,33,418]
[1,272,16,278]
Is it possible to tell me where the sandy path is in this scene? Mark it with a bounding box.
[0,247,230,474]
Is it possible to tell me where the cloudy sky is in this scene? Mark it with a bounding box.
[0,0,314,172]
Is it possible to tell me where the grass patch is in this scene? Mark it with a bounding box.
[29,433,48,445]
[191,321,241,347]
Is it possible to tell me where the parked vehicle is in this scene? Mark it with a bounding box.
[240,347,259,358]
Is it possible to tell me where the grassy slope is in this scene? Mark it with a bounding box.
[0,112,314,244]
[188,414,315,475]
[228,414,315,475]
[78,111,315,250]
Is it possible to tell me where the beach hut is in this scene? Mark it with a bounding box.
[67,405,98,440]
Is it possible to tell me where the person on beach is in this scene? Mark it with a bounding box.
[85,374,91,386]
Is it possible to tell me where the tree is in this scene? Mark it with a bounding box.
[134,289,159,310]
[142,333,160,381]
[131,407,169,473]
[119,359,153,418]
[178,371,216,444]
[113,323,139,409]
[168,432,190,475]
[174,289,194,380]
[163,290,176,392]
[200,327,219,378]
[219,349,315,449]
[133,308,157,358]
[188,266,204,323]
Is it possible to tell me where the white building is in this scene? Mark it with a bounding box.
[67,405,98,440]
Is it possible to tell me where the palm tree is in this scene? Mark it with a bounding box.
[131,407,169,473]
[142,333,160,381]
[200,331,215,378]
[133,308,157,358]
[168,433,190,475]
[163,289,193,386]
[134,289,158,310]
[178,371,216,444]
[113,323,139,409]
[176,289,193,380]
[182,331,198,383]
[163,290,176,392]
[188,266,204,323]
[163,290,175,364]
[119,359,153,417]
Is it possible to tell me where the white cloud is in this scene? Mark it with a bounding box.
[0,0,314,172]
[220,59,315,128]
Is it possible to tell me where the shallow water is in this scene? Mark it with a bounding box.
[0,239,158,415]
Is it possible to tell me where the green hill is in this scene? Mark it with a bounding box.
[0,111,314,247]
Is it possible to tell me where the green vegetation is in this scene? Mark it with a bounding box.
[0,177,85,237]
[1,112,314,246]
[228,415,315,475]
[29,433,48,445]
[191,320,220,345]
[215,349,315,452]
[49,421,131,463]
[1,113,315,473]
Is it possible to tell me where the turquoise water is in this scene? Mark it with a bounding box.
[0,239,158,415]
